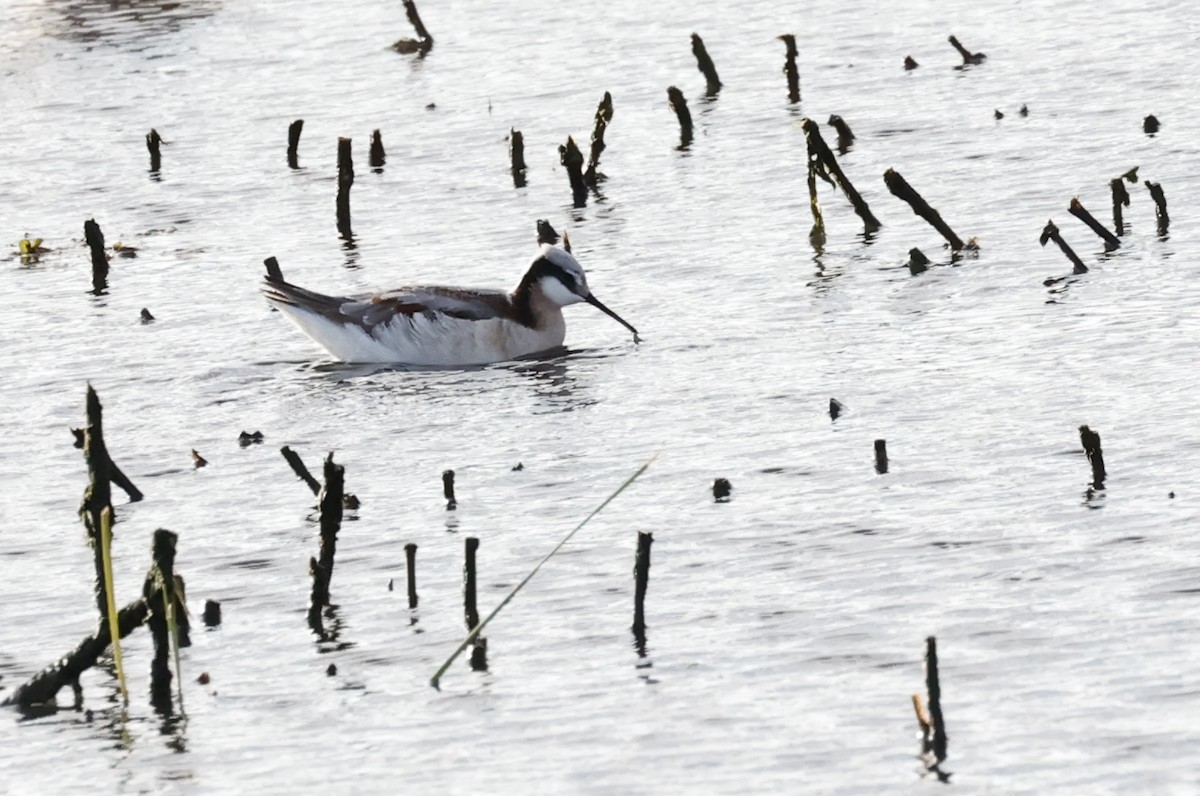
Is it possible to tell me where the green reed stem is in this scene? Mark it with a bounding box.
[430,455,655,689]
[99,507,128,704]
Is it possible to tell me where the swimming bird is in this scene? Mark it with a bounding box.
[262,244,639,365]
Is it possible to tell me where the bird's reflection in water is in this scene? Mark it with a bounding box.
[510,348,597,413]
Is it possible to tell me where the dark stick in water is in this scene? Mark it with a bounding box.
[1110,178,1130,237]
[336,137,354,239]
[558,136,588,208]
[369,129,386,171]
[712,478,732,502]
[1039,221,1088,274]
[584,91,613,187]
[947,35,986,65]
[691,33,722,96]
[443,469,457,510]
[280,446,321,496]
[829,398,845,420]
[924,636,949,765]
[904,55,919,71]
[316,453,345,599]
[405,543,419,609]
[828,115,855,153]
[908,247,932,275]
[632,531,653,645]
[392,0,434,54]
[536,219,561,246]
[803,120,880,233]
[1143,115,1160,135]
[464,537,487,670]
[510,129,527,188]
[1079,425,1106,485]
[667,87,693,148]
[1145,181,1169,235]
[1068,198,1120,251]
[778,34,800,103]
[874,440,888,474]
[146,128,162,173]
[884,168,963,250]
[287,120,304,168]
[146,528,178,712]
[84,218,108,294]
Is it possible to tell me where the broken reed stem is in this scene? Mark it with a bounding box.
[691,33,722,96]
[463,537,479,631]
[712,478,732,502]
[947,35,985,65]
[99,508,128,704]
[667,86,693,148]
[145,528,178,712]
[281,446,322,496]
[778,34,800,103]
[146,128,162,172]
[84,218,108,294]
[368,129,386,170]
[3,595,150,710]
[1079,425,1106,485]
[829,398,845,420]
[1068,198,1120,251]
[442,469,457,510]
[431,457,655,689]
[336,137,354,238]
[1110,178,1130,236]
[802,119,880,232]
[510,128,527,188]
[1039,221,1088,274]
[883,168,962,250]
[405,543,419,608]
[584,91,613,187]
[1145,181,1169,235]
[874,439,888,474]
[805,140,827,249]
[404,0,433,49]
[632,531,653,640]
[558,136,588,208]
[924,636,948,764]
[287,119,304,168]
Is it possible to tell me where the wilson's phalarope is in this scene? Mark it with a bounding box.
[262,243,639,365]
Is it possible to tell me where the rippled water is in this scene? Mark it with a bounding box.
[3,0,1200,792]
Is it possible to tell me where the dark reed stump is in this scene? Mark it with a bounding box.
[1068,198,1120,251]
[691,33,721,96]
[874,440,888,474]
[336,137,354,238]
[1039,221,1088,274]
[536,219,561,246]
[463,537,487,671]
[904,56,919,70]
[828,115,855,154]
[667,86,693,148]
[712,478,732,502]
[369,129,386,171]
[203,599,222,627]
[829,398,845,420]
[442,469,457,510]
[1143,115,1160,135]
[883,168,964,250]
[287,119,304,168]
[392,0,434,54]
[559,136,588,208]
[1110,178,1131,237]
[405,543,419,609]
[510,129,527,188]
[145,528,178,712]
[146,128,162,173]
[316,453,345,600]
[918,636,949,773]
[84,218,108,294]
[584,91,613,187]
[778,34,800,103]
[1146,181,1169,235]
[1079,425,1106,485]
[632,531,653,644]
[908,247,932,275]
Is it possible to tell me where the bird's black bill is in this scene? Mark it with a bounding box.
[586,293,640,343]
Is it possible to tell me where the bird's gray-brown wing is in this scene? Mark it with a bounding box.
[263,280,523,332]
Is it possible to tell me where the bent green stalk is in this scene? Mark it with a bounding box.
[99,507,128,704]
[430,455,655,689]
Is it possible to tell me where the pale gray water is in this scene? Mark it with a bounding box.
[3,0,1200,792]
